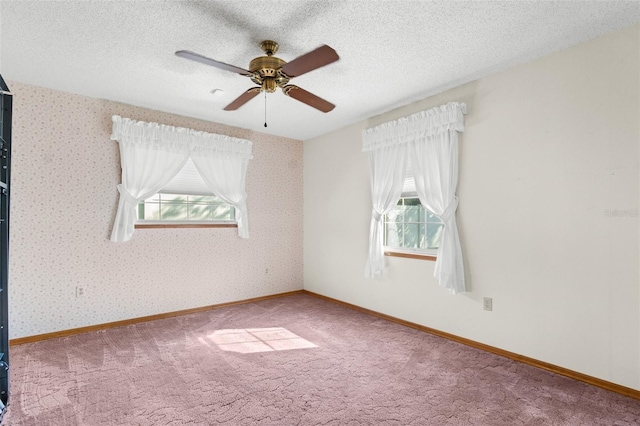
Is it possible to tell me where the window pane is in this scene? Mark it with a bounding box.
[426,223,444,249]
[385,222,401,247]
[403,223,420,249]
[418,224,427,249]
[404,198,420,206]
[189,195,214,203]
[161,204,188,220]
[212,204,234,221]
[188,204,212,220]
[161,193,188,203]
[404,205,421,223]
[141,203,160,220]
[145,193,161,202]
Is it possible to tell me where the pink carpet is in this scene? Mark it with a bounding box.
[5,293,640,425]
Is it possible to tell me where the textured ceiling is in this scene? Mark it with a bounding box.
[1,1,640,141]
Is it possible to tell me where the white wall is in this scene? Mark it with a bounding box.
[304,24,640,390]
[9,82,303,338]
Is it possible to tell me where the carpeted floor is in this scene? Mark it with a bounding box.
[4,293,640,425]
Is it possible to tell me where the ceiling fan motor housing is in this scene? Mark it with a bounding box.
[249,55,290,93]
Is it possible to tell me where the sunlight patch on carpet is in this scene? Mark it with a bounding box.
[206,327,317,354]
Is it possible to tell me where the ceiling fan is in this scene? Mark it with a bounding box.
[176,40,339,113]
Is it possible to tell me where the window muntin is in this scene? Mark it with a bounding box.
[137,193,235,223]
[384,197,443,254]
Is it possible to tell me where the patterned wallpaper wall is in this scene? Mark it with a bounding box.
[7,81,303,338]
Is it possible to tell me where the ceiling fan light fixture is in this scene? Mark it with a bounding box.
[262,78,277,93]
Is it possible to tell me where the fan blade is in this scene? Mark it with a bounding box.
[282,85,335,113]
[224,88,261,111]
[280,45,339,78]
[175,50,251,76]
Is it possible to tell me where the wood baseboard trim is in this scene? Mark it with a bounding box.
[302,290,640,401]
[9,290,305,346]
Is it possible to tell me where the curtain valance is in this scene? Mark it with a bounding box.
[362,102,466,152]
[111,115,253,158]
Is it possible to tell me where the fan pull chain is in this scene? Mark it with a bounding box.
[264,91,268,128]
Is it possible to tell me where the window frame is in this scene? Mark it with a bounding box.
[135,192,237,229]
[383,196,442,261]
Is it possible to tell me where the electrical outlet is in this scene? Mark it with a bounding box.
[76,286,86,298]
[483,297,493,311]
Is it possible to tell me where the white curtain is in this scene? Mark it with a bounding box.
[409,106,466,294]
[190,136,252,239]
[362,102,467,293]
[110,116,253,242]
[364,143,408,278]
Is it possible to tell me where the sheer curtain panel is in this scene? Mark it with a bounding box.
[190,137,253,238]
[363,143,408,278]
[110,116,253,242]
[362,102,467,293]
[409,104,466,293]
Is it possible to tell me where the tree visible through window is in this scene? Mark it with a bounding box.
[384,197,443,253]
[137,193,235,222]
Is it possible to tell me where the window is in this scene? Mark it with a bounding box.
[135,158,236,227]
[137,193,235,223]
[111,117,252,240]
[384,197,443,257]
